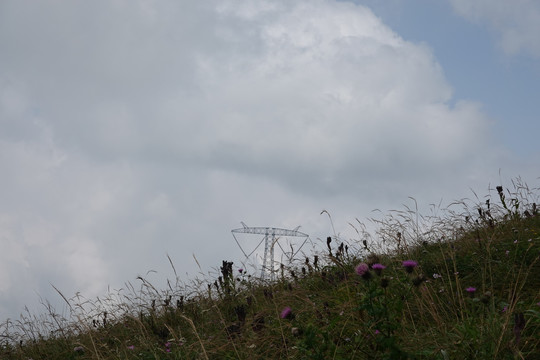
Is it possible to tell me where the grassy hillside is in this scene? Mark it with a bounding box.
[2,181,540,359]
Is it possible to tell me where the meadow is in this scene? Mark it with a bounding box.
[1,179,539,359]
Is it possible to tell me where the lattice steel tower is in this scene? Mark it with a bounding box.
[231,223,309,281]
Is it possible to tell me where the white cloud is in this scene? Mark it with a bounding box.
[188,0,490,197]
[0,0,515,322]
[449,0,540,57]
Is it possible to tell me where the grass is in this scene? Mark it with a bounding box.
[1,179,540,359]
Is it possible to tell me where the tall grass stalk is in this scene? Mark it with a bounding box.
[1,179,539,359]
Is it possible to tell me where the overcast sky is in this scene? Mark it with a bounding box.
[1,0,539,322]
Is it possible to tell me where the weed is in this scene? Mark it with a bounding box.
[1,178,539,359]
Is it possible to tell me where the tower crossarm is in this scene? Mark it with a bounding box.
[231,226,308,238]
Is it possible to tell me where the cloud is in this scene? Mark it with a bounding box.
[449,0,540,58]
[196,1,492,198]
[0,0,505,321]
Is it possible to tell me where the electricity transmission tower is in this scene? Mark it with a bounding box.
[231,222,309,281]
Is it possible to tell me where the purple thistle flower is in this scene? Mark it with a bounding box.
[355,263,371,280]
[466,287,477,297]
[371,263,386,276]
[238,268,243,274]
[280,306,294,320]
[402,260,418,273]
[355,263,369,275]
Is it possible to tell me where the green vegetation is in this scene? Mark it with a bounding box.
[2,179,540,359]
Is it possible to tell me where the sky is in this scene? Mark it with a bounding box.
[1,0,539,323]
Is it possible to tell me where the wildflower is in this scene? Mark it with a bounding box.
[371,263,386,276]
[505,250,510,256]
[465,287,476,294]
[502,306,508,313]
[238,268,243,274]
[375,329,380,335]
[514,240,518,244]
[355,263,369,276]
[127,345,135,350]
[280,306,294,320]
[73,346,84,353]
[432,273,442,279]
[355,263,372,280]
[402,260,418,273]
